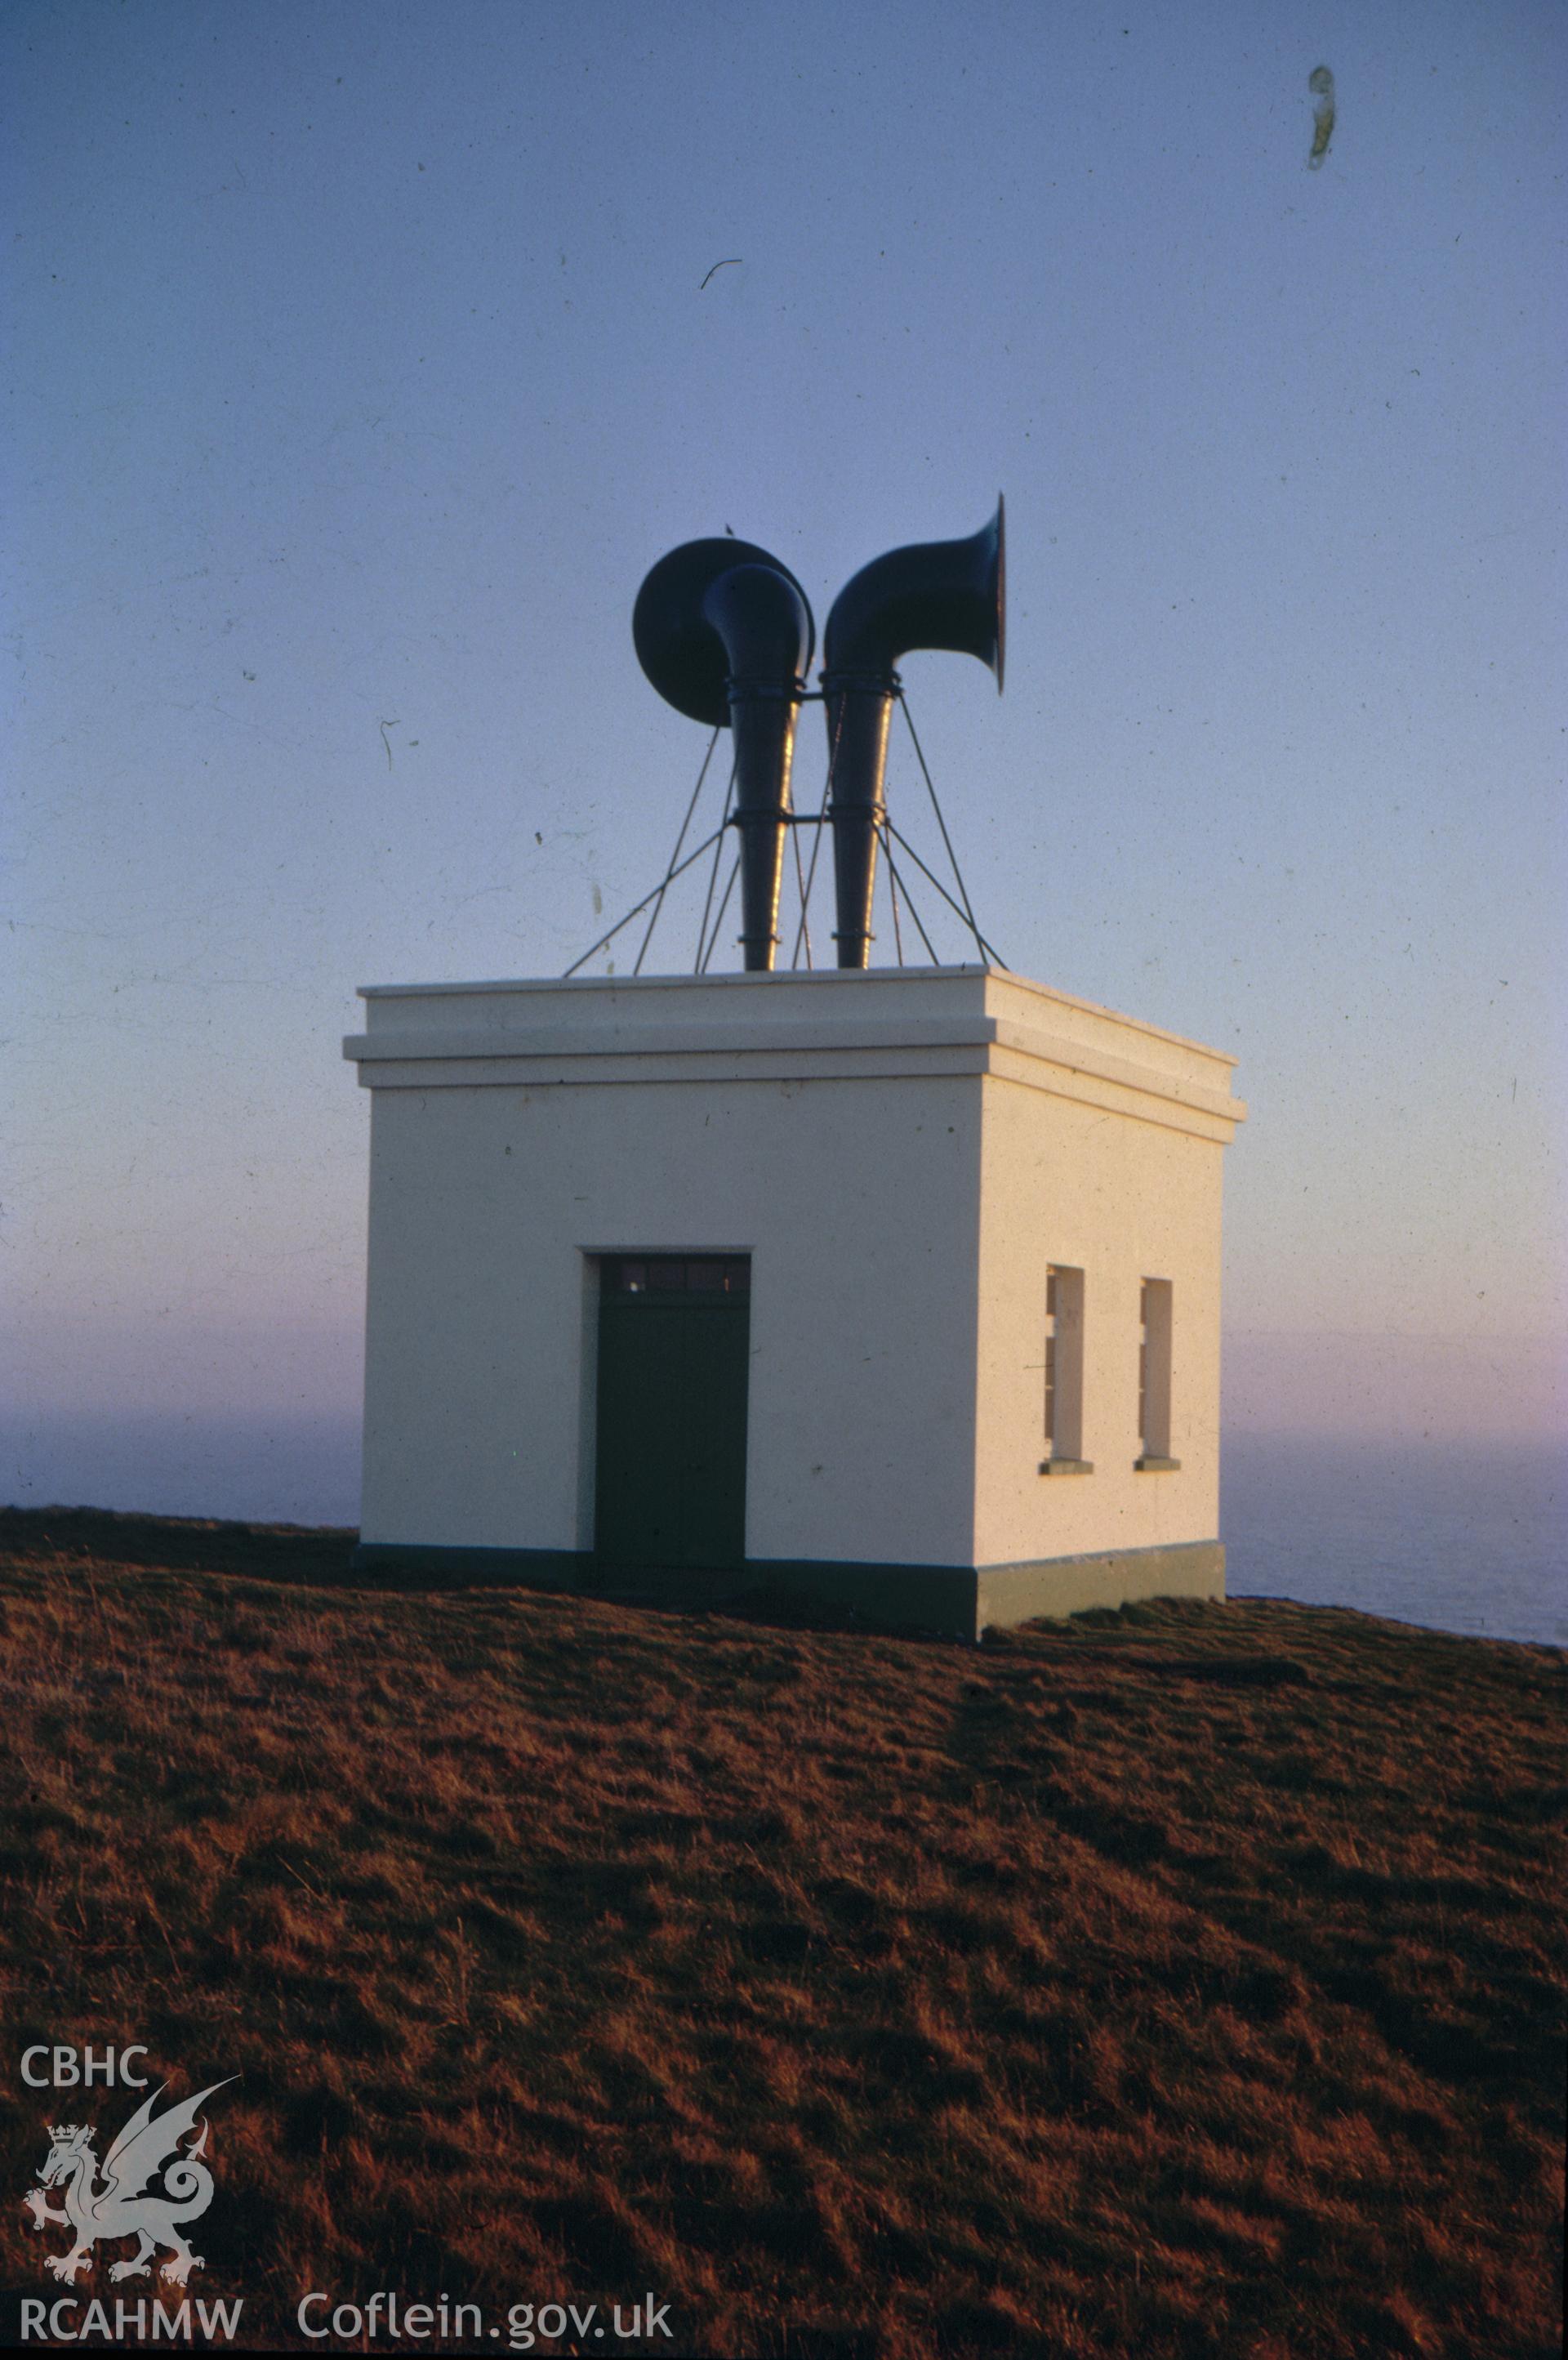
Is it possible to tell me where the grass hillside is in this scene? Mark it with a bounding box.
[0,1507,1563,2358]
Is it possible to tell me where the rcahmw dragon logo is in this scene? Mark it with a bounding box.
[23,2080,234,2286]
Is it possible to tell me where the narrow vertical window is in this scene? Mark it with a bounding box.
[1136,1278,1178,1469]
[1040,1265,1089,1473]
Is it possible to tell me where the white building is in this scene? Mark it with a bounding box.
[345,962,1245,1640]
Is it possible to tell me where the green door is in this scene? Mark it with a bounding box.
[594,1256,751,1570]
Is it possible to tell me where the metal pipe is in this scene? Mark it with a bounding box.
[821,498,1004,968]
[633,538,814,972]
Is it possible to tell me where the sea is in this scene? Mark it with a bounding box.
[1221,1432,1566,1648]
[3,1416,1564,1649]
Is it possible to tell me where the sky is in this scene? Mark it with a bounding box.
[5,0,1565,1521]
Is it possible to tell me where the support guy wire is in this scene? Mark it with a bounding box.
[635,726,722,975]
[562,828,727,979]
[898,692,991,962]
[790,694,846,970]
[693,761,737,974]
[564,677,1000,976]
[884,823,906,966]
[876,825,940,966]
[884,818,1008,969]
[698,853,740,974]
[790,803,814,970]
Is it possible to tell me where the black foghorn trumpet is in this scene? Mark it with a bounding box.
[634,538,814,973]
[821,499,1004,968]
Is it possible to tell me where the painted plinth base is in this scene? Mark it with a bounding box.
[348,1538,1225,1643]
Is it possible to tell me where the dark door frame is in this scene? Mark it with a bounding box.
[591,1253,751,1571]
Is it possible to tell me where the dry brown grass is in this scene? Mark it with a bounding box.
[0,1506,1563,2358]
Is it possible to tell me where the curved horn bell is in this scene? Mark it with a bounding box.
[634,538,815,972]
[821,497,1004,969]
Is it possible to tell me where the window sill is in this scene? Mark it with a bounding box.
[1039,1457,1094,1476]
[1134,1455,1182,1473]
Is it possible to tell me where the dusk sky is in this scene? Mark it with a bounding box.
[6,0,1563,1519]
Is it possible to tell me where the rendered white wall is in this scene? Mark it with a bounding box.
[360,1067,983,1565]
[971,1074,1226,1568]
